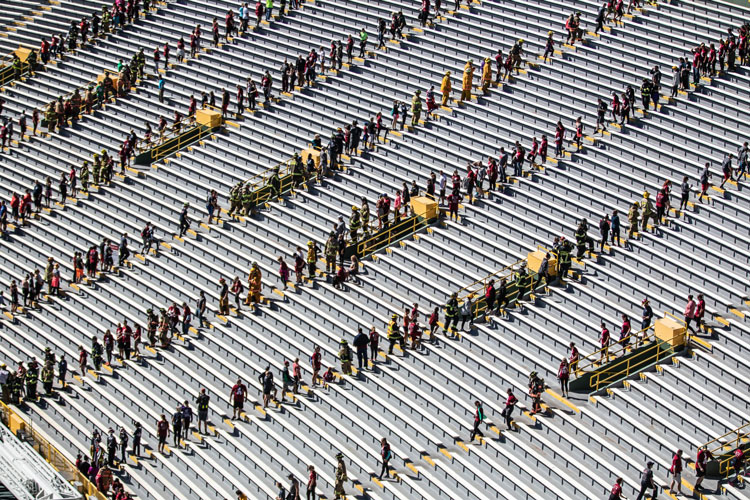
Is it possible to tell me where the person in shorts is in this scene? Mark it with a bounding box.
[229,379,247,420]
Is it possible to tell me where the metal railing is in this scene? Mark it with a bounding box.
[141,117,217,164]
[354,212,432,258]
[574,324,654,373]
[587,330,682,391]
[456,258,527,302]
[242,157,297,206]
[701,423,750,455]
[454,258,537,319]
[0,401,108,500]
[0,52,29,87]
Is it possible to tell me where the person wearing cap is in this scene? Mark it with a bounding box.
[246,262,262,308]
[0,363,9,403]
[41,360,54,395]
[410,90,422,127]
[510,39,524,73]
[334,453,347,498]
[306,241,318,278]
[460,60,474,102]
[338,339,352,375]
[440,71,452,106]
[25,359,39,401]
[236,489,248,500]
[287,474,300,500]
[481,57,492,93]
[386,314,404,354]
[348,207,361,243]
[459,294,474,331]
[443,292,460,337]
[543,31,555,63]
[558,238,572,281]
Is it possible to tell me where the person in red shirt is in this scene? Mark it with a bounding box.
[156,414,169,453]
[695,293,706,333]
[539,135,548,166]
[447,193,459,221]
[554,121,565,157]
[599,322,611,364]
[310,346,322,386]
[557,358,570,397]
[78,345,87,377]
[229,378,247,420]
[694,445,712,491]
[526,136,539,165]
[369,326,380,361]
[306,464,317,499]
[684,295,697,335]
[608,477,624,499]
[669,449,683,495]
[568,341,579,374]
[618,314,631,348]
[502,388,517,429]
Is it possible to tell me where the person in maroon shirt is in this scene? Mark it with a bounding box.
[668,449,683,495]
[310,346,322,385]
[306,465,317,499]
[156,415,169,453]
[569,341,579,374]
[695,293,706,333]
[502,388,517,429]
[599,322,611,364]
[608,477,624,500]
[229,378,247,420]
[447,193,459,221]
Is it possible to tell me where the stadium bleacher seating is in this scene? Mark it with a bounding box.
[1,0,749,498]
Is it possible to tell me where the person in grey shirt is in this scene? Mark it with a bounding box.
[635,461,657,500]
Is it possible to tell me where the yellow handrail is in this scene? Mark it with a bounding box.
[456,258,526,301]
[575,324,654,373]
[702,422,750,454]
[588,330,683,391]
[0,400,108,500]
[354,213,427,257]
[244,158,295,194]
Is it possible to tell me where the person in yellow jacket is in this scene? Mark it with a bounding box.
[245,262,262,307]
[460,60,474,102]
[481,57,492,93]
[440,71,452,106]
[306,240,318,278]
